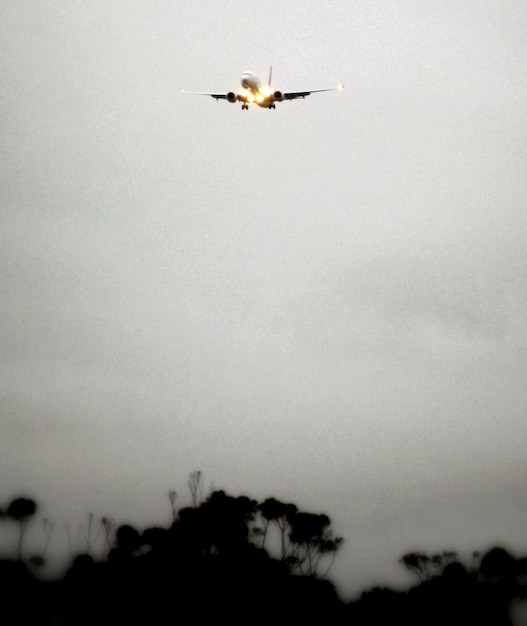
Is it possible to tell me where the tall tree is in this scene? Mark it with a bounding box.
[258,498,297,558]
[7,497,37,560]
[287,511,343,577]
[257,499,342,577]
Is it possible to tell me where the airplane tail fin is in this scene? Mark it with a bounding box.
[268,65,273,87]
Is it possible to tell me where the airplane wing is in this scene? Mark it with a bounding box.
[283,85,343,100]
[181,90,229,100]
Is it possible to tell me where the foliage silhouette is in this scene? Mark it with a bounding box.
[3,480,527,624]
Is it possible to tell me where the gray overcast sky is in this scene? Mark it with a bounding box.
[1,0,527,598]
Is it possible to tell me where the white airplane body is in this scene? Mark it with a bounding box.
[183,67,343,110]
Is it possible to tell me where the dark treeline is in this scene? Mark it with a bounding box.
[1,474,526,625]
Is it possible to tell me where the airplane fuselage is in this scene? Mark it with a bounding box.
[241,71,260,91]
[239,71,278,109]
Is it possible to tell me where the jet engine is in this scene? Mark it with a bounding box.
[273,91,284,101]
[226,92,237,103]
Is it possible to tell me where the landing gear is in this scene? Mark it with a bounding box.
[269,104,276,110]
[241,104,248,110]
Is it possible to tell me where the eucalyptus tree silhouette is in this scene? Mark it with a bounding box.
[258,497,297,558]
[174,490,257,558]
[391,547,521,626]
[256,498,342,578]
[6,497,37,560]
[287,511,343,577]
[399,550,458,583]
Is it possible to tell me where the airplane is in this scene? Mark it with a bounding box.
[182,67,343,110]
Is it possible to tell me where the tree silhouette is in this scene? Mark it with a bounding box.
[4,478,527,626]
[114,524,142,554]
[78,512,102,555]
[168,490,178,522]
[287,511,343,577]
[40,517,55,559]
[401,552,429,582]
[100,516,116,560]
[174,490,257,557]
[6,497,37,560]
[188,470,205,507]
[256,498,342,577]
[258,497,297,558]
[480,547,517,582]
